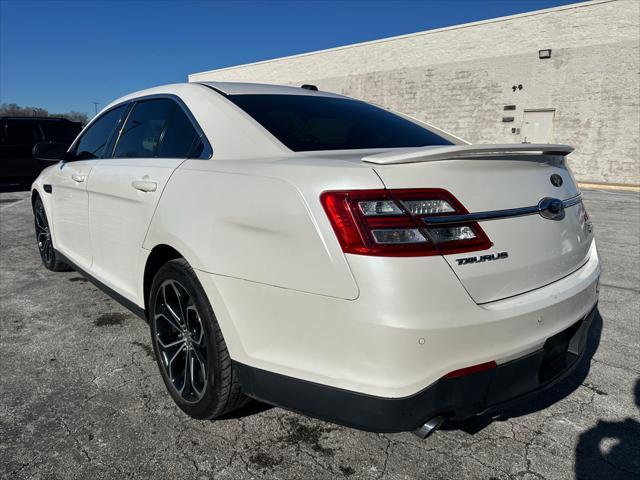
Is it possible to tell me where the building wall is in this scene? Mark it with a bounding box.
[190,0,640,185]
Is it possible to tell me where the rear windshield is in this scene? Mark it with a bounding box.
[40,122,82,143]
[227,94,453,151]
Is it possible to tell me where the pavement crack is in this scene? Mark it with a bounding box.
[379,435,392,479]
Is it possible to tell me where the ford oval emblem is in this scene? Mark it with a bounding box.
[550,174,563,187]
[538,197,565,221]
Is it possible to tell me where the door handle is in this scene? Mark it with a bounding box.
[132,180,157,192]
[71,174,86,183]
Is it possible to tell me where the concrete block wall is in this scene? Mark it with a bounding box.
[190,0,640,185]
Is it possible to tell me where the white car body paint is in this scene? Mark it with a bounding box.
[31,82,599,403]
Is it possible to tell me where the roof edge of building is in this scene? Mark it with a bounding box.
[188,0,616,80]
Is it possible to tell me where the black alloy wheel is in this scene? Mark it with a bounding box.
[33,197,69,272]
[153,278,208,403]
[149,258,249,419]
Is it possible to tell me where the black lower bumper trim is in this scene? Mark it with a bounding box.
[234,306,596,433]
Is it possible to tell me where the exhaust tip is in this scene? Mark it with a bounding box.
[414,416,446,439]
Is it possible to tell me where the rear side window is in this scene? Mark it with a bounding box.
[41,122,82,144]
[75,105,126,160]
[188,137,212,159]
[157,106,199,158]
[6,123,38,144]
[227,94,453,151]
[114,99,174,158]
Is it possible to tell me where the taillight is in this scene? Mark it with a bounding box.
[320,189,492,257]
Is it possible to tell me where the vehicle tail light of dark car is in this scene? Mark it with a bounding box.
[320,188,493,256]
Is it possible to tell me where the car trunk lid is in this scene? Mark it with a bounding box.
[367,145,594,304]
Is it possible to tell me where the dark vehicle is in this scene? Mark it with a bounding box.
[0,117,82,188]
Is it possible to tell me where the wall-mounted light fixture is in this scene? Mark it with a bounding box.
[539,49,552,59]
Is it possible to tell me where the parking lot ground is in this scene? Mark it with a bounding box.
[1,189,639,480]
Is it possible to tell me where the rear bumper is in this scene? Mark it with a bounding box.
[201,239,600,399]
[235,305,596,432]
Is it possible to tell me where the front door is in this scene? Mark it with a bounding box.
[49,160,94,268]
[49,104,128,269]
[521,109,555,144]
[87,98,204,303]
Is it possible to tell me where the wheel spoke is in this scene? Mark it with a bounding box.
[43,237,52,261]
[186,305,203,346]
[170,281,188,323]
[157,335,186,351]
[167,343,186,381]
[190,351,205,397]
[163,283,185,328]
[180,348,192,395]
[35,210,47,230]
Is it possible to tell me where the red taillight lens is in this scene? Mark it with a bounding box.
[320,188,492,257]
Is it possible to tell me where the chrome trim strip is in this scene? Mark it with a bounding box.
[562,195,583,208]
[422,195,582,225]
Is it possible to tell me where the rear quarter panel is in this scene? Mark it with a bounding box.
[143,157,384,300]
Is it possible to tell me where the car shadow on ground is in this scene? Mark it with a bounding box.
[573,378,640,479]
[216,398,274,420]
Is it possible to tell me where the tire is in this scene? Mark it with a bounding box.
[33,197,71,272]
[149,258,249,419]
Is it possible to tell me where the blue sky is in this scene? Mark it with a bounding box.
[1,0,576,115]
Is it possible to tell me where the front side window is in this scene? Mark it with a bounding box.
[114,99,174,158]
[75,105,126,160]
[227,94,453,152]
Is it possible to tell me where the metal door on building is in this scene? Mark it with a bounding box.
[521,109,555,143]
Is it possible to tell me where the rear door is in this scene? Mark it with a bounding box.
[372,152,593,304]
[87,97,210,301]
[49,105,128,269]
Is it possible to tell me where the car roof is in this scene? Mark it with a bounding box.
[196,81,347,98]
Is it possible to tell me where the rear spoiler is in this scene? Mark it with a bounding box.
[361,144,574,165]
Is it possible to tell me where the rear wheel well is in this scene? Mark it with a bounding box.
[143,245,183,318]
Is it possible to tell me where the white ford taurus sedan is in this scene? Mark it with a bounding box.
[31,82,600,436]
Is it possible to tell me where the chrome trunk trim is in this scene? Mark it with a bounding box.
[422,194,582,225]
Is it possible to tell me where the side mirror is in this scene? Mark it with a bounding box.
[32,142,70,162]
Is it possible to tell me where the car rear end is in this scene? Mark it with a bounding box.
[308,146,599,430]
[203,85,600,432]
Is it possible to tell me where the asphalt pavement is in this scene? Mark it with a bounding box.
[1,188,638,480]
